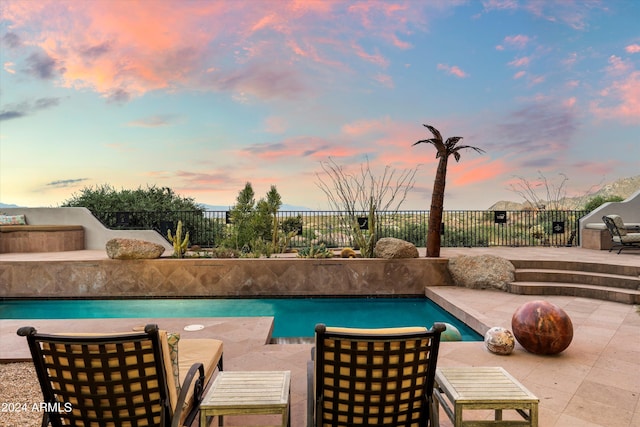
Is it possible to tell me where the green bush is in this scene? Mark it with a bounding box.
[61,184,205,243]
[583,195,624,212]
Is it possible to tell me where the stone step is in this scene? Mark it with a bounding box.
[507,281,640,304]
[515,269,640,290]
[511,259,639,277]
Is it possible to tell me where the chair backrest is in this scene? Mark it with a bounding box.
[603,215,627,237]
[313,323,445,427]
[18,324,172,427]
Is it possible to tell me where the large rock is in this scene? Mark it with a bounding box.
[106,238,165,260]
[448,255,514,291]
[374,237,419,259]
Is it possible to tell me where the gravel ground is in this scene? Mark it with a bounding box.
[0,362,42,427]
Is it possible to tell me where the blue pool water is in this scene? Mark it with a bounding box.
[0,298,481,340]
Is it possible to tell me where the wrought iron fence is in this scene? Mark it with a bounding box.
[98,209,588,249]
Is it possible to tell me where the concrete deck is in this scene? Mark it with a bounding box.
[1,247,638,426]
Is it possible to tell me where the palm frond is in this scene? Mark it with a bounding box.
[445,136,463,145]
[412,138,439,146]
[450,145,486,162]
[454,145,486,154]
[423,124,442,142]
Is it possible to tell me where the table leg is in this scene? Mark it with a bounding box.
[430,395,439,426]
[530,405,538,427]
[454,402,462,426]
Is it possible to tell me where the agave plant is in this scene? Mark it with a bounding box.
[413,124,485,257]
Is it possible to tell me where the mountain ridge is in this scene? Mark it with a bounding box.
[488,175,640,211]
[3,176,638,211]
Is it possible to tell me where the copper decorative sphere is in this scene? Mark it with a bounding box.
[511,300,573,355]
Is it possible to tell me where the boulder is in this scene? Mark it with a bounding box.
[447,255,514,291]
[106,238,165,260]
[374,237,419,259]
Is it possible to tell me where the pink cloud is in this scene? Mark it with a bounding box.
[342,117,393,136]
[482,0,519,12]
[4,62,16,74]
[591,71,640,123]
[508,57,531,67]
[569,160,618,177]
[351,43,389,67]
[626,44,640,54]
[451,158,509,186]
[513,71,526,79]
[175,171,229,187]
[374,73,394,88]
[390,34,412,50]
[238,137,363,163]
[590,54,640,123]
[264,116,288,134]
[562,52,578,67]
[606,55,631,75]
[503,34,531,49]
[529,75,545,85]
[437,64,468,78]
[522,1,606,30]
[3,1,430,101]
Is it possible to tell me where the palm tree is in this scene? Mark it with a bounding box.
[413,124,485,257]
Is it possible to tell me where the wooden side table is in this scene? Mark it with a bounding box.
[434,367,538,427]
[200,371,291,427]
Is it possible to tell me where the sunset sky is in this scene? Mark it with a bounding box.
[1,0,639,210]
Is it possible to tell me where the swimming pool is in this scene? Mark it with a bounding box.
[0,298,482,340]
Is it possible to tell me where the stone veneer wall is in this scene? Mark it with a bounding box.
[0,258,452,298]
[0,226,85,253]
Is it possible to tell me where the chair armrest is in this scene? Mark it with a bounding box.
[172,363,205,427]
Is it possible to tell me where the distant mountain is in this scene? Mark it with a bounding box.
[488,175,640,210]
[199,203,311,211]
[0,202,20,209]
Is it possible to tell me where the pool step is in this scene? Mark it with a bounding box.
[508,260,640,304]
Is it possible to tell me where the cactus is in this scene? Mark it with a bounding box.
[167,220,190,258]
[297,243,333,258]
[340,247,357,258]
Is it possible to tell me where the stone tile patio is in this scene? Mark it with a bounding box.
[1,247,639,426]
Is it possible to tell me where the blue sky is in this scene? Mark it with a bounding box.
[1,0,638,210]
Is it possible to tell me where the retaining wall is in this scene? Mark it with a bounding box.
[0,257,452,298]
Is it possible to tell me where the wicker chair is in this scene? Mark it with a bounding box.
[602,215,640,254]
[17,324,223,427]
[307,323,446,427]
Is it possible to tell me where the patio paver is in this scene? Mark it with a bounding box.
[1,247,638,426]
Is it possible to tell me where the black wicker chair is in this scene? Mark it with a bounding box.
[17,324,219,427]
[307,323,446,427]
[602,215,640,254]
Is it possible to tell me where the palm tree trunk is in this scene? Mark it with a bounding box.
[427,156,448,257]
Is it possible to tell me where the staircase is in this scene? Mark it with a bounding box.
[508,259,640,304]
